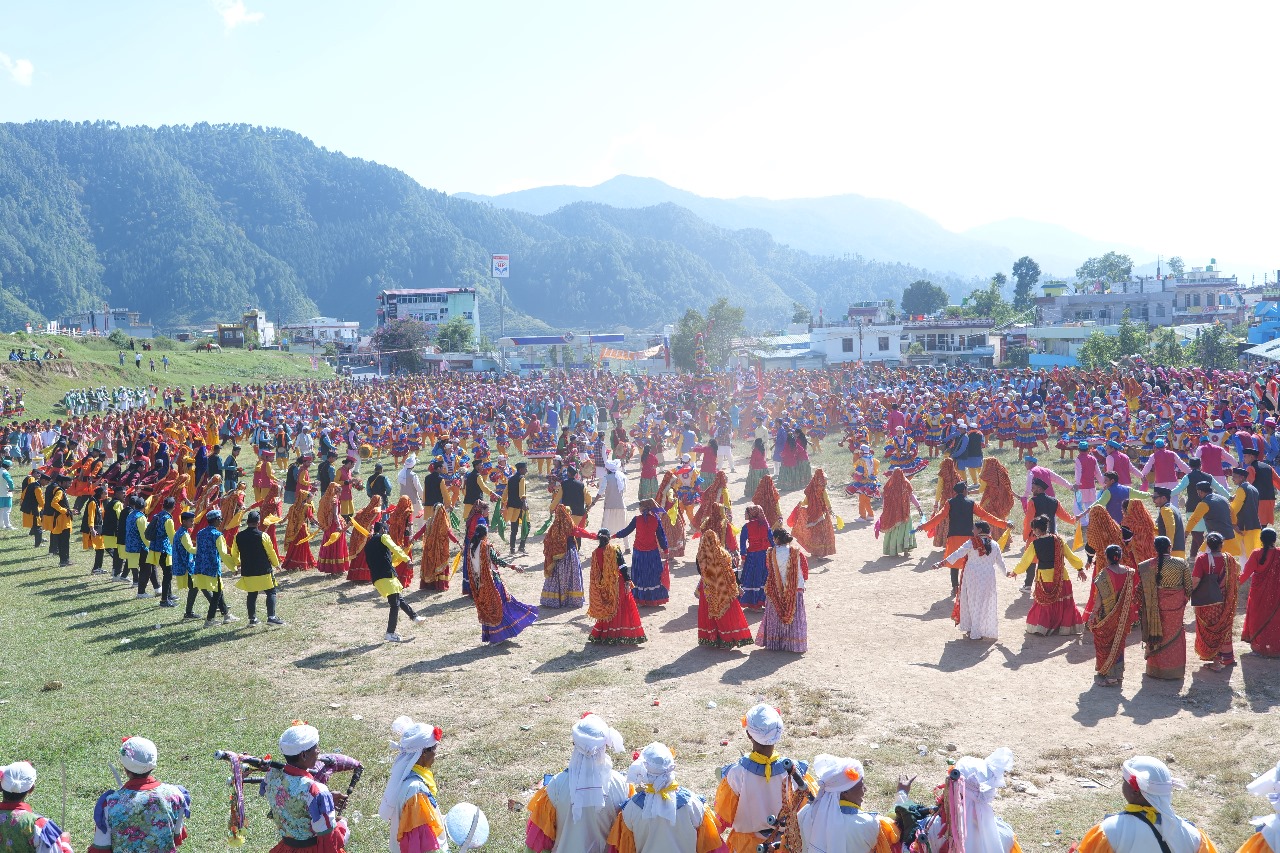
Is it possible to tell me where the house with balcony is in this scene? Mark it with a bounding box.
[1018,322,1120,367]
[376,287,478,337]
[1036,279,1174,326]
[1171,266,1249,326]
[903,318,1002,366]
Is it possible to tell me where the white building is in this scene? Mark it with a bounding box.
[1020,323,1120,368]
[810,323,903,364]
[280,317,361,345]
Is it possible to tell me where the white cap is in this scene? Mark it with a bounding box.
[0,761,36,793]
[119,737,158,774]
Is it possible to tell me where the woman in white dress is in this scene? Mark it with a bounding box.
[934,520,1005,640]
[601,459,629,552]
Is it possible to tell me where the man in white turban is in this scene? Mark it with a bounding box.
[798,754,913,853]
[714,703,815,852]
[380,716,447,853]
[924,749,1019,853]
[605,743,726,852]
[1241,761,1280,853]
[398,456,423,518]
[1075,756,1216,853]
[88,738,191,853]
[259,724,348,853]
[525,713,629,853]
[0,761,73,853]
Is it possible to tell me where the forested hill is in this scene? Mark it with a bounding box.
[0,121,972,333]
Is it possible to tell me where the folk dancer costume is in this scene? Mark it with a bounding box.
[883,428,928,478]
[796,754,900,853]
[695,530,753,650]
[1242,532,1280,657]
[921,483,1006,594]
[1136,545,1193,680]
[281,488,319,571]
[752,474,784,530]
[1075,757,1217,853]
[637,448,661,504]
[261,725,348,853]
[930,459,965,549]
[380,717,447,853]
[788,469,837,559]
[876,469,922,558]
[1239,761,1280,853]
[613,501,671,607]
[0,460,13,532]
[388,497,416,587]
[503,463,530,555]
[587,531,647,645]
[88,737,191,853]
[938,527,1006,641]
[1012,531,1085,636]
[0,761,73,853]
[81,488,106,573]
[744,441,769,502]
[459,502,489,597]
[541,506,585,609]
[714,705,813,853]
[232,514,284,625]
[192,510,236,624]
[418,504,458,592]
[846,445,880,521]
[736,506,774,610]
[469,527,538,643]
[365,523,424,642]
[316,484,351,576]
[756,531,809,653]
[1192,541,1240,669]
[605,743,727,853]
[922,749,1022,853]
[345,496,382,584]
[657,473,687,559]
[526,714,630,853]
[1088,548,1137,686]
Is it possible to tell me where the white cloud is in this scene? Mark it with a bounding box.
[0,52,34,86]
[213,0,264,30]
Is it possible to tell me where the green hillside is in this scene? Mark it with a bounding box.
[0,121,974,333]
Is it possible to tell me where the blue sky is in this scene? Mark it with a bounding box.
[2,0,1277,276]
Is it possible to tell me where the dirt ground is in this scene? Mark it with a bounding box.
[265,442,1280,850]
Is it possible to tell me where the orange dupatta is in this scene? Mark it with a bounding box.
[542,505,575,575]
[471,544,504,627]
[587,545,621,622]
[764,547,802,625]
[698,530,738,619]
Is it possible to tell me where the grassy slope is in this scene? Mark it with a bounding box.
[0,333,331,418]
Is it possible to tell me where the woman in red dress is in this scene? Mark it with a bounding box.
[586,530,646,645]
[316,483,350,575]
[388,496,416,588]
[280,487,318,571]
[1193,531,1240,670]
[345,496,382,583]
[695,529,754,650]
[1242,528,1280,656]
[788,468,837,558]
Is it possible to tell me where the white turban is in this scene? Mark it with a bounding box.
[744,704,784,746]
[278,724,320,758]
[803,755,865,853]
[638,743,678,824]
[1123,757,1197,853]
[0,761,37,794]
[119,737,159,774]
[605,460,618,474]
[567,714,624,820]
[953,749,1015,853]
[445,802,490,852]
[1248,761,1280,814]
[380,716,442,845]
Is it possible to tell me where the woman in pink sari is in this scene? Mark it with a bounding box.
[1136,535,1193,680]
[1242,528,1280,657]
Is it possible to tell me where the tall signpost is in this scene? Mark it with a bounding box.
[491,253,510,373]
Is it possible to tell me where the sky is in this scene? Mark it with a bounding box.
[1,0,1277,277]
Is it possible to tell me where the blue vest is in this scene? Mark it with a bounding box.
[1104,484,1130,523]
[148,510,173,555]
[194,527,224,577]
[123,509,144,554]
[171,528,195,576]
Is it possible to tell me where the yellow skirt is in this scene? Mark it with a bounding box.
[83,533,104,550]
[374,577,403,597]
[21,512,37,528]
[147,550,172,566]
[502,507,526,523]
[192,574,222,593]
[235,573,277,592]
[174,573,192,590]
[103,535,118,550]
[340,500,354,516]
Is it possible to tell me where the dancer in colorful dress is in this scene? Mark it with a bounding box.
[756,527,809,653]
[1013,515,1086,636]
[736,505,773,610]
[846,444,880,521]
[587,529,647,645]
[316,484,350,576]
[364,519,425,643]
[788,469,837,559]
[695,529,753,650]
[345,496,382,584]
[1136,536,1193,680]
[637,445,660,503]
[526,714,629,853]
[613,499,670,607]
[417,503,457,592]
[87,737,191,853]
[876,468,922,558]
[261,724,348,853]
[1192,531,1240,671]
[387,496,416,587]
[281,488,318,571]
[541,505,584,609]
[752,473,783,530]
[884,427,929,478]
[380,716,447,853]
[934,519,1005,641]
[191,508,236,626]
[743,437,769,501]
[0,761,73,853]
[1088,544,1136,687]
[605,743,726,853]
[469,526,538,644]
[1242,527,1280,657]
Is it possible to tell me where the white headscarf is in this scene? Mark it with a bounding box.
[1248,761,1280,815]
[953,748,1015,853]
[805,754,864,853]
[744,704,784,746]
[1122,756,1197,853]
[380,716,442,846]
[638,743,678,824]
[567,714,624,820]
[398,457,418,489]
[606,459,626,495]
[0,761,37,794]
[278,725,319,758]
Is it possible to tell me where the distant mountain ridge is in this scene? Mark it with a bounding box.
[459,175,1154,279]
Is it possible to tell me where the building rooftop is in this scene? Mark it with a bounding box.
[903,318,994,330]
[379,287,475,296]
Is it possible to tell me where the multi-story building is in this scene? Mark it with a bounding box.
[60,307,154,339]
[1036,279,1174,326]
[376,288,478,335]
[903,318,1002,366]
[279,317,361,347]
[1171,266,1249,326]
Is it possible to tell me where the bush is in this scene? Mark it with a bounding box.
[150,335,178,351]
[107,329,130,348]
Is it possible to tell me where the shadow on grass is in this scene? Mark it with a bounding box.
[1239,652,1280,712]
[911,636,998,673]
[645,644,745,683]
[720,648,800,684]
[395,642,514,675]
[294,643,383,670]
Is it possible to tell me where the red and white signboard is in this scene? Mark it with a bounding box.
[491,254,510,278]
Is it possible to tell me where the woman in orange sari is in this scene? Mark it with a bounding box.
[388,496,416,587]
[695,529,753,650]
[1242,528,1280,657]
[876,468,922,557]
[1082,505,1123,620]
[280,487,318,571]
[978,457,1016,549]
[1087,544,1136,687]
[788,468,836,558]
[586,529,646,645]
[1192,531,1240,671]
[417,503,457,591]
[656,471,686,559]
[751,473,783,529]
[316,483,350,575]
[346,495,382,583]
[1136,535,1193,680]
